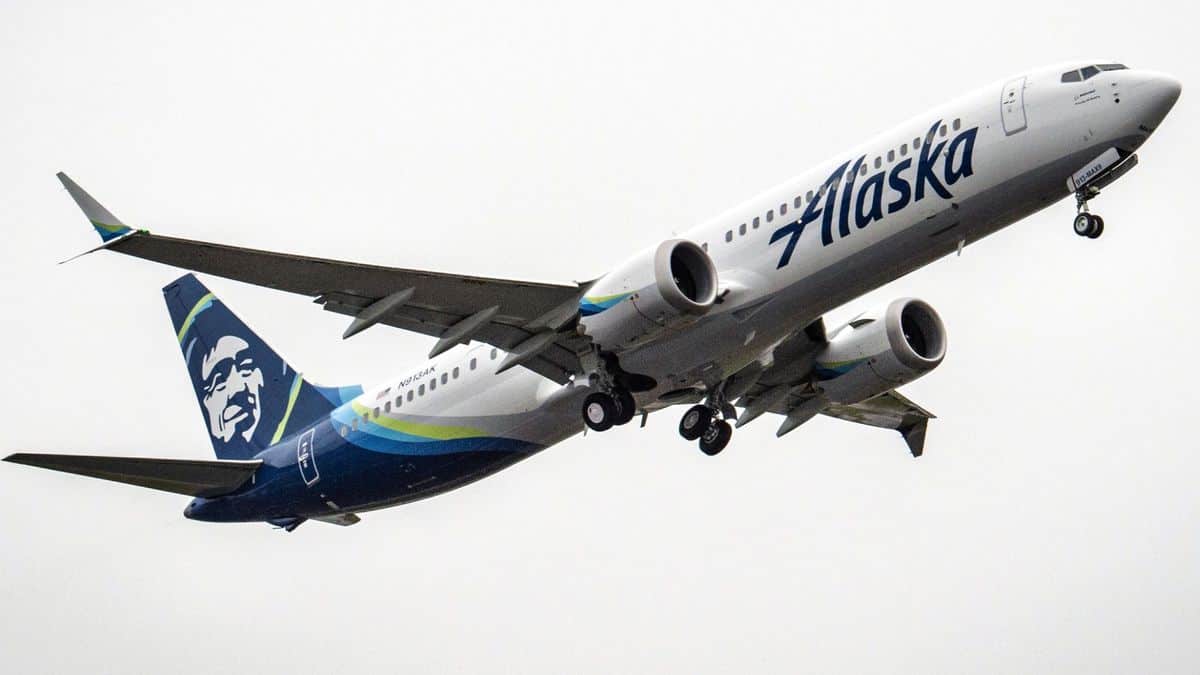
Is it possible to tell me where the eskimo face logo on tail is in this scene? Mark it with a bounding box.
[200,335,265,444]
[770,120,979,269]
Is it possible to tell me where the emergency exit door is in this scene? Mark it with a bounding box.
[1001,76,1028,135]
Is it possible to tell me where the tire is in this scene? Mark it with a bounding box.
[678,404,713,440]
[1073,213,1092,237]
[698,420,733,456]
[582,392,616,432]
[612,389,637,426]
[1087,215,1104,239]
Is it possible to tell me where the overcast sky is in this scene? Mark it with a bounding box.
[2,1,1197,673]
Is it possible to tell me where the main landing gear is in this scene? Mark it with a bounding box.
[582,388,636,432]
[1074,187,1104,239]
[678,404,733,456]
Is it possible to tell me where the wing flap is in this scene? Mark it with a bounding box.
[57,175,594,381]
[4,453,261,497]
[110,232,580,318]
[110,233,589,382]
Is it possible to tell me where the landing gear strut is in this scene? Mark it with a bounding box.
[1074,188,1104,239]
[678,402,733,456]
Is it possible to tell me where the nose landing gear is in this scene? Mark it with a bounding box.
[1074,187,1104,239]
[678,403,733,455]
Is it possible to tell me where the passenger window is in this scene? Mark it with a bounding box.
[384,401,391,413]
[1081,65,1100,80]
[913,137,920,149]
[490,348,497,360]
[806,190,814,202]
[419,384,425,396]
[429,379,436,391]
[351,418,358,431]
[874,157,882,169]
[441,373,448,385]
[407,390,414,401]
[372,407,380,418]
[395,395,402,407]
[701,242,708,251]
[780,203,787,216]
[725,230,732,243]
[793,196,802,209]
[1061,70,1082,83]
[765,211,773,223]
[453,366,460,379]
[340,425,348,437]
[739,223,747,235]
[952,118,962,131]
[859,164,867,176]
[887,149,895,162]
[470,358,477,370]
[753,216,761,228]
[939,124,947,137]
[900,144,908,157]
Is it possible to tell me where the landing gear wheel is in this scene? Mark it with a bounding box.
[612,388,637,426]
[1087,215,1104,239]
[678,404,713,441]
[582,392,617,432]
[1074,213,1093,237]
[698,419,733,456]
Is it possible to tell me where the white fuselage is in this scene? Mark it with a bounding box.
[343,60,1181,482]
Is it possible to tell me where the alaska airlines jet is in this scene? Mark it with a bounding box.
[6,61,1181,530]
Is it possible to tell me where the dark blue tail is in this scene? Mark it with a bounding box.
[163,274,357,460]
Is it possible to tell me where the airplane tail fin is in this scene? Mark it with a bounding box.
[164,274,354,460]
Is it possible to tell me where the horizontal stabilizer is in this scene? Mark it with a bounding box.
[4,453,261,497]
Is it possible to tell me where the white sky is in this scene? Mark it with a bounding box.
[2,1,1197,672]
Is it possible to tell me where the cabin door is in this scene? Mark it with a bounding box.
[1001,76,1028,135]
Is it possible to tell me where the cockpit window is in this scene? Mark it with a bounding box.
[1062,64,1127,83]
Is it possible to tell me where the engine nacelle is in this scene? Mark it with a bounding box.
[815,298,947,404]
[578,239,718,352]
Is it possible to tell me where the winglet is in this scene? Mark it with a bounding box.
[57,172,134,242]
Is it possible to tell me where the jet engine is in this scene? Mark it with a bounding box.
[815,298,947,404]
[578,239,718,351]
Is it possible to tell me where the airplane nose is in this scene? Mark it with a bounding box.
[1134,71,1182,129]
[1152,73,1182,109]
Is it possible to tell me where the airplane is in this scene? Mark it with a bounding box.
[5,60,1181,530]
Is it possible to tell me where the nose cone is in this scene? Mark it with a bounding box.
[1133,71,1182,129]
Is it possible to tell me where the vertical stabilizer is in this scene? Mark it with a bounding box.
[164,274,342,460]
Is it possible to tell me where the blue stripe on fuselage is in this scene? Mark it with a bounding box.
[184,419,543,523]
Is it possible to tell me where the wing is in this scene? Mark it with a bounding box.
[734,321,934,456]
[821,391,934,457]
[4,453,262,497]
[58,173,592,383]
